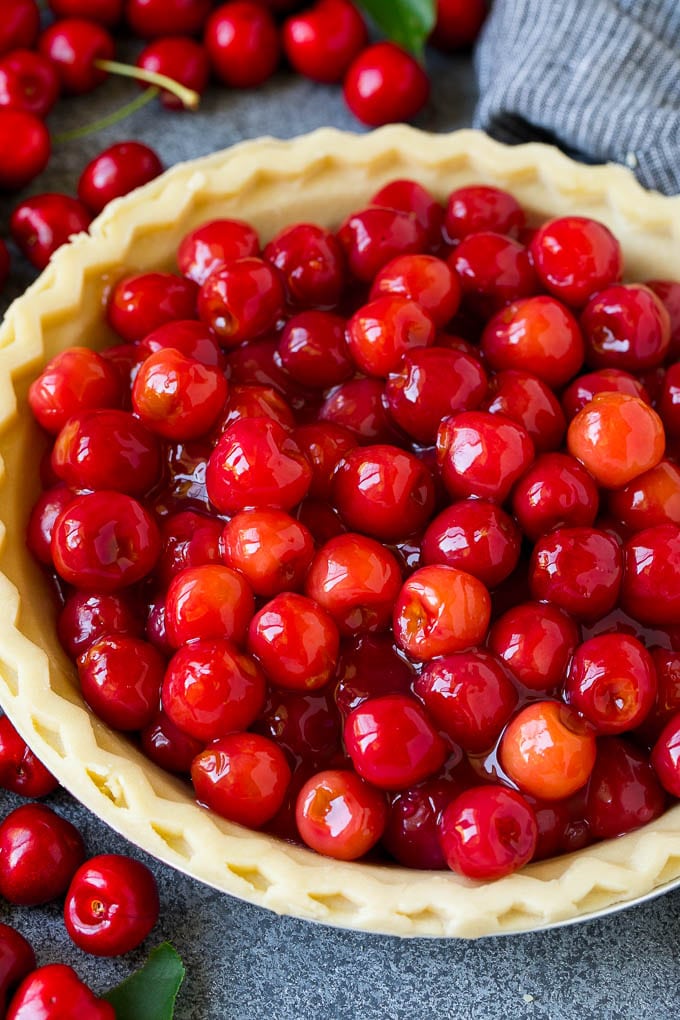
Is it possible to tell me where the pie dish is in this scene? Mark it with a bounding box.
[1,125,680,938]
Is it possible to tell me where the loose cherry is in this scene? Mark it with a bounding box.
[126,0,211,36]
[136,36,209,108]
[11,194,92,270]
[343,42,430,127]
[0,50,61,118]
[283,0,367,83]
[64,854,159,956]
[78,141,163,214]
[431,0,488,50]
[0,110,50,190]
[7,964,115,1020]
[0,925,36,1018]
[0,804,85,906]
[204,1,280,88]
[38,18,115,94]
[49,0,124,25]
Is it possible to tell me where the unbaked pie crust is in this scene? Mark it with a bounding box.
[1,126,680,939]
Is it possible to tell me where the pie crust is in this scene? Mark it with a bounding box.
[1,125,680,939]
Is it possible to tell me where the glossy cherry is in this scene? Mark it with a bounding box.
[609,459,680,531]
[7,964,115,1020]
[204,1,280,88]
[621,524,680,626]
[78,636,164,731]
[64,854,159,956]
[529,526,623,621]
[529,216,622,307]
[10,193,92,270]
[51,408,161,494]
[431,0,488,50]
[343,42,429,127]
[278,311,352,387]
[283,0,367,83]
[0,49,61,118]
[438,786,537,880]
[0,715,57,798]
[586,737,666,839]
[581,283,670,371]
[482,369,566,453]
[162,639,265,741]
[436,409,534,503]
[126,0,211,36]
[489,601,580,692]
[567,393,665,489]
[136,36,209,109]
[57,590,143,658]
[107,272,198,342]
[511,452,599,541]
[248,592,339,691]
[0,804,85,906]
[296,769,386,860]
[449,231,537,317]
[140,710,204,774]
[132,348,228,439]
[565,633,657,735]
[0,109,49,190]
[198,257,284,345]
[422,499,521,589]
[370,254,461,327]
[482,296,584,387]
[652,712,680,797]
[393,564,491,661]
[0,0,40,55]
[0,924,36,1018]
[192,731,291,826]
[78,141,163,214]
[320,377,400,445]
[371,179,444,249]
[444,185,524,241]
[26,485,73,566]
[500,701,597,800]
[344,694,446,789]
[337,206,427,284]
[222,509,314,597]
[38,18,115,94]
[561,367,651,421]
[178,218,260,285]
[265,224,346,310]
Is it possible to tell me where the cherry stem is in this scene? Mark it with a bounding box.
[94,59,201,110]
[54,88,160,144]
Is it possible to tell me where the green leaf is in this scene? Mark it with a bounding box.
[356,0,436,57]
[104,943,185,1020]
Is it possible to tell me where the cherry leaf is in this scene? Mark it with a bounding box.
[355,0,436,56]
[104,943,185,1020]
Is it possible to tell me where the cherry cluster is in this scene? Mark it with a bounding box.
[25,178,680,881]
[0,0,487,292]
[0,715,160,1017]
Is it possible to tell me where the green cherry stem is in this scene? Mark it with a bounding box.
[54,89,160,144]
[94,59,201,110]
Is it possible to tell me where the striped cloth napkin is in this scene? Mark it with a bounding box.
[474,0,680,194]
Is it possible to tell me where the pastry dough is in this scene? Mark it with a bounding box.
[1,126,679,938]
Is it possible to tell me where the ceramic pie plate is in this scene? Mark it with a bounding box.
[1,125,680,940]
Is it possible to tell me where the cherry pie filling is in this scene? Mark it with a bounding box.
[24,182,680,881]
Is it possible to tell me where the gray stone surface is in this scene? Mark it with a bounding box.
[1,48,680,1020]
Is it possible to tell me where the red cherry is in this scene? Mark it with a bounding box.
[48,0,124,25]
[78,636,165,731]
[370,254,461,328]
[132,348,228,440]
[0,1,39,55]
[371,179,444,250]
[0,716,57,798]
[136,36,209,108]
[38,18,115,94]
[383,777,459,869]
[162,639,265,741]
[139,319,225,369]
[344,693,446,789]
[331,444,435,542]
[283,0,367,83]
[489,600,579,693]
[337,206,427,284]
[10,193,92,270]
[393,564,491,661]
[481,296,584,387]
[422,499,521,589]
[647,279,680,360]
[191,731,291,827]
[333,634,415,718]
[264,224,346,310]
[0,804,85,906]
[0,50,61,118]
[0,925,36,1018]
[586,737,666,839]
[621,524,680,626]
[529,526,623,621]
[296,769,386,860]
[198,257,284,345]
[437,409,534,503]
[659,362,680,438]
[156,509,223,584]
[343,42,430,127]
[305,533,402,636]
[165,564,254,647]
[57,590,143,658]
[444,185,524,241]
[530,216,623,307]
[64,854,159,956]
[255,688,341,768]
[415,649,518,753]
[449,231,538,317]
[52,490,161,591]
[511,451,599,541]
[26,486,74,566]
[565,634,657,735]
[7,964,115,1020]
[248,592,340,691]
[278,311,352,387]
[207,417,311,513]
[439,786,537,880]
[320,377,400,445]
[581,283,670,371]
[204,1,280,87]
[77,141,163,214]
[0,110,50,190]
[126,0,211,36]
[431,0,487,50]
[221,508,314,596]
[347,296,435,378]
[609,459,680,531]
[51,408,161,495]
[107,271,198,342]
[652,712,680,797]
